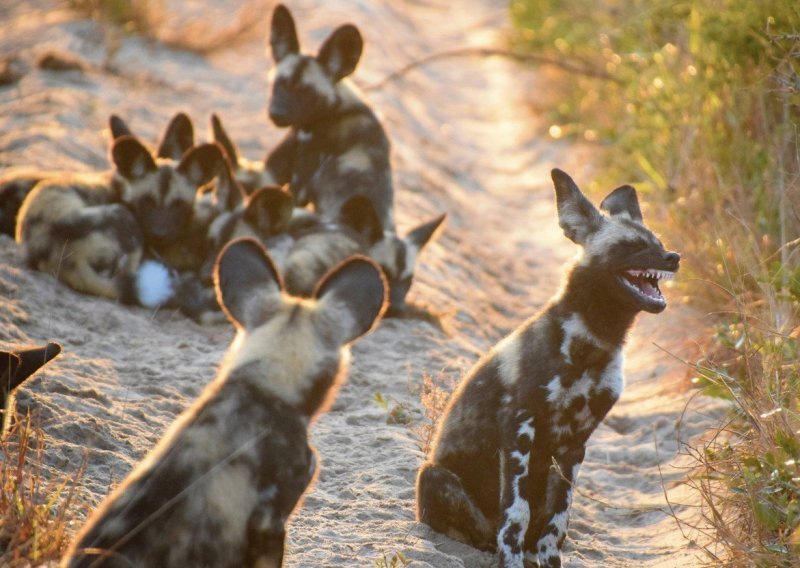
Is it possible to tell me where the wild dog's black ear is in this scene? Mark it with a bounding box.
[211,113,239,168]
[340,196,383,244]
[314,255,387,343]
[178,143,225,188]
[1,352,21,396]
[551,168,603,245]
[407,213,446,250]
[109,114,133,140]
[245,186,294,236]
[212,158,246,211]
[600,185,643,223]
[10,343,61,392]
[157,112,195,161]
[270,4,300,63]
[112,136,157,181]
[215,238,284,329]
[317,24,363,81]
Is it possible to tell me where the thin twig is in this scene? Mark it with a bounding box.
[363,47,619,92]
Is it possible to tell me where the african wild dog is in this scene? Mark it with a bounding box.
[62,237,387,567]
[266,4,446,314]
[1,342,61,435]
[416,169,681,568]
[274,195,444,311]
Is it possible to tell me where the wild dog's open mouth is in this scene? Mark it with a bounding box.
[620,269,675,307]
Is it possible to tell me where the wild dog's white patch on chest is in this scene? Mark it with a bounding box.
[297,129,313,142]
[560,313,608,362]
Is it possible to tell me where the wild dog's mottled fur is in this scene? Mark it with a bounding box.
[62,238,387,568]
[1,342,61,435]
[266,4,446,313]
[0,170,57,236]
[416,169,681,568]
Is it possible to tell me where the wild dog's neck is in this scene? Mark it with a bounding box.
[301,83,371,133]
[220,352,349,421]
[556,264,639,347]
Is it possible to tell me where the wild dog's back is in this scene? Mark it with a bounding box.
[63,238,387,568]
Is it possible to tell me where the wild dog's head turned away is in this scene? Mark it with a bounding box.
[110,113,224,248]
[215,238,387,416]
[551,168,680,314]
[340,196,446,316]
[268,3,363,128]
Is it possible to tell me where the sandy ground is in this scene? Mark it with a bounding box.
[0,0,720,565]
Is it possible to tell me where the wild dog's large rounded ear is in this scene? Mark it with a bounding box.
[551,168,603,245]
[245,186,294,236]
[270,4,299,63]
[109,114,133,140]
[112,135,157,181]
[407,213,446,250]
[1,351,21,394]
[178,143,225,188]
[340,196,383,244]
[210,113,239,169]
[600,185,643,223]
[314,255,387,343]
[10,343,61,392]
[317,24,363,81]
[157,112,195,161]
[214,238,284,329]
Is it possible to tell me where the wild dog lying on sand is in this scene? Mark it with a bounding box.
[62,237,387,567]
[266,4,445,314]
[273,196,444,313]
[1,342,61,435]
[16,124,222,307]
[416,169,681,568]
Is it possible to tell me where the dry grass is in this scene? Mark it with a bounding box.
[0,410,87,566]
[414,372,455,455]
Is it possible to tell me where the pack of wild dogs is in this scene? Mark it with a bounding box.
[0,4,681,567]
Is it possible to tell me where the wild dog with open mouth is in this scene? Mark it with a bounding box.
[62,238,387,567]
[15,120,222,306]
[266,4,445,314]
[416,169,680,568]
[1,342,61,435]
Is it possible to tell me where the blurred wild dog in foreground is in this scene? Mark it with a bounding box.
[62,238,387,567]
[416,169,680,568]
[266,3,445,314]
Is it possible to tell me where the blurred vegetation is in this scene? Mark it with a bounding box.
[509,0,799,564]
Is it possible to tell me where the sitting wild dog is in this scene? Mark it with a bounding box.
[266,4,446,314]
[211,112,277,193]
[62,237,388,567]
[16,129,221,305]
[416,169,681,568]
[1,342,61,435]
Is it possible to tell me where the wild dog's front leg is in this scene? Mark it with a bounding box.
[245,500,286,568]
[496,408,535,568]
[534,445,586,568]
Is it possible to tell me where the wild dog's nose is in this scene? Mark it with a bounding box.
[663,251,680,270]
